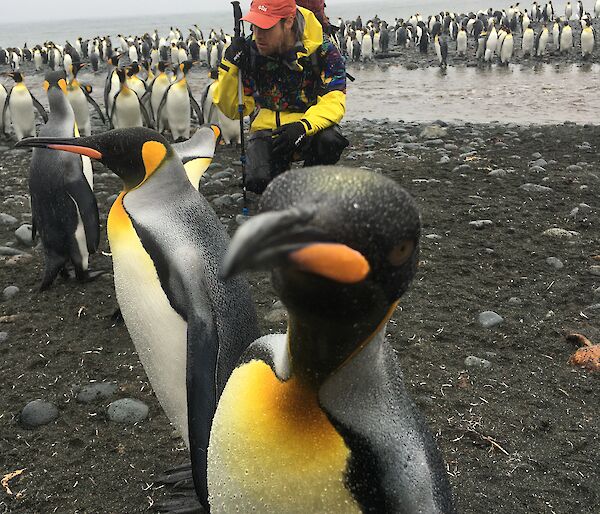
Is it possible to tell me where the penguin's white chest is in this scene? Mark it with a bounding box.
[68,87,91,135]
[208,358,360,514]
[108,196,190,444]
[9,86,35,138]
[114,89,142,128]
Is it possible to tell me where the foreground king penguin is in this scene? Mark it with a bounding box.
[214,166,455,513]
[16,126,260,508]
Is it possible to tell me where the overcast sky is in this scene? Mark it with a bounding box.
[0,0,374,22]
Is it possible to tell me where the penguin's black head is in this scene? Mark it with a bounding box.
[43,70,68,94]
[127,62,140,76]
[116,68,127,83]
[15,128,172,191]
[158,61,168,72]
[222,167,421,324]
[8,71,23,83]
[179,60,193,74]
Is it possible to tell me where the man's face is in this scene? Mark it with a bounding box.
[253,17,294,56]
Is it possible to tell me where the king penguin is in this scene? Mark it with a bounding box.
[110,68,151,129]
[0,82,9,135]
[156,61,202,140]
[17,71,99,289]
[201,69,241,145]
[66,63,106,136]
[4,72,48,141]
[211,166,455,513]
[16,126,260,509]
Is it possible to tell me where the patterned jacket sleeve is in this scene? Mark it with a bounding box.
[299,37,347,136]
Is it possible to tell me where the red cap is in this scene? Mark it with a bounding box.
[241,0,297,29]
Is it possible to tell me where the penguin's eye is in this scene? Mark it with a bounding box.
[388,240,415,266]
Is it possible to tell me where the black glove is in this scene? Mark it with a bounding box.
[224,37,249,71]
[272,122,307,157]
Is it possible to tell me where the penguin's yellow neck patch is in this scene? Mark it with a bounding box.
[141,141,167,181]
[208,360,360,512]
[107,192,133,242]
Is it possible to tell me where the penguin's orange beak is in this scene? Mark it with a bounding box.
[14,137,103,160]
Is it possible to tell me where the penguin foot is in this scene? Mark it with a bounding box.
[153,493,204,513]
[154,463,204,513]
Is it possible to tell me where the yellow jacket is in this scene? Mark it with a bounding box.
[213,6,346,136]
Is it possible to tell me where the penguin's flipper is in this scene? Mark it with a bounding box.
[319,338,456,514]
[186,300,220,510]
[172,125,220,188]
[81,85,106,124]
[199,84,212,124]
[31,93,49,123]
[109,91,120,129]
[155,86,171,133]
[139,99,153,129]
[187,85,203,123]
[64,170,100,253]
[2,89,12,132]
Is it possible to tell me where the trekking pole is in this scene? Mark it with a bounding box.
[231,1,248,215]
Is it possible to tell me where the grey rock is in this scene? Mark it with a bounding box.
[15,224,34,246]
[530,158,547,167]
[546,257,564,270]
[590,266,600,277]
[438,155,450,164]
[531,152,542,159]
[478,311,504,328]
[208,162,223,170]
[593,287,600,297]
[453,164,471,172]
[0,213,18,225]
[212,195,234,208]
[566,164,583,173]
[107,398,149,424]
[543,228,579,239]
[236,214,251,226]
[508,297,522,305]
[488,169,507,177]
[264,309,288,323]
[3,286,19,300]
[76,382,118,403]
[584,303,600,311]
[444,143,458,150]
[0,246,25,256]
[464,356,492,369]
[469,220,493,229]
[529,166,546,173]
[425,234,442,240]
[420,125,448,139]
[521,183,553,193]
[0,332,8,343]
[20,399,59,428]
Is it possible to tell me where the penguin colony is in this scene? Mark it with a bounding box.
[6,3,598,512]
[335,2,599,66]
[6,15,459,514]
[0,25,239,142]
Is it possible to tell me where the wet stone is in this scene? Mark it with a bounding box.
[546,257,564,270]
[589,266,600,277]
[0,213,18,225]
[530,158,548,168]
[0,246,24,256]
[566,165,582,173]
[77,382,119,403]
[543,228,578,239]
[15,224,34,246]
[478,311,504,328]
[0,332,8,343]
[521,183,553,193]
[469,220,493,229]
[488,169,507,177]
[532,152,542,159]
[20,399,59,428]
[264,309,288,323]
[439,155,450,164]
[464,356,492,369]
[107,398,149,424]
[2,286,20,300]
[529,166,546,174]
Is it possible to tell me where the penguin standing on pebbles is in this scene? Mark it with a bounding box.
[16,126,260,508]
[16,71,100,289]
[4,72,47,141]
[211,166,455,513]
